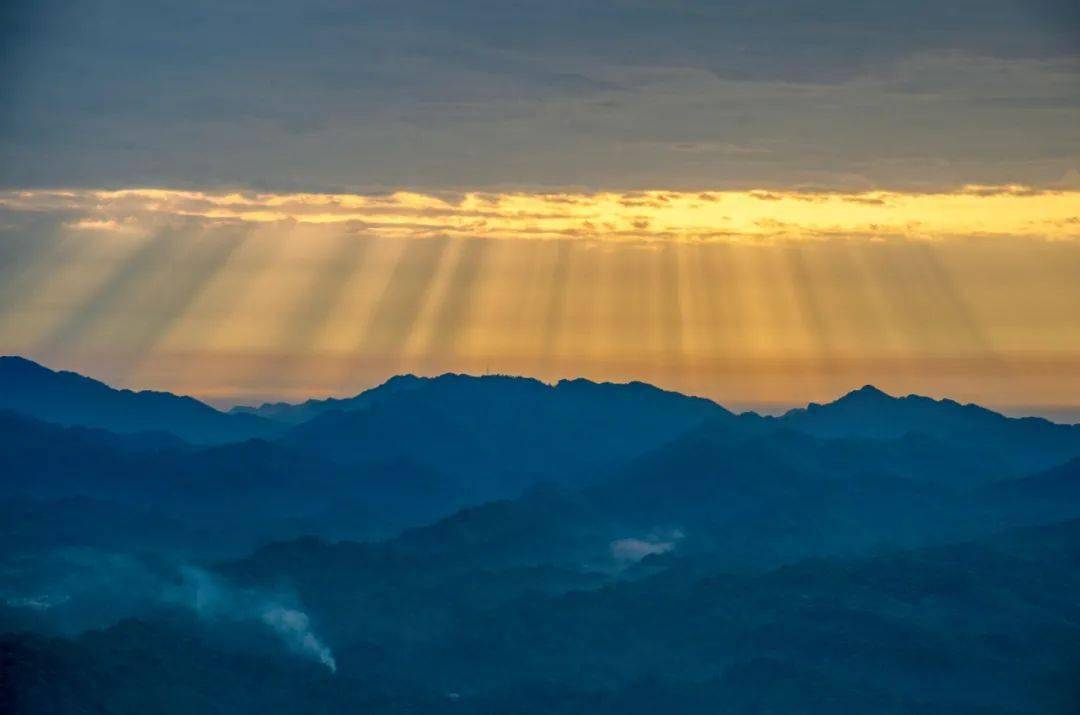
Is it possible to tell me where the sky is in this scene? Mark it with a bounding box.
[1,1,1078,416]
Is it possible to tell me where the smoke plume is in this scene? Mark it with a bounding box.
[180,567,337,673]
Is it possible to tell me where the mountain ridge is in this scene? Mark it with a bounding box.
[0,356,277,444]
[7,354,1078,437]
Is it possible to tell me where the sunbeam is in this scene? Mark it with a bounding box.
[542,239,575,371]
[356,236,452,375]
[419,237,490,372]
[782,244,838,386]
[35,232,189,360]
[120,227,253,375]
[654,241,685,385]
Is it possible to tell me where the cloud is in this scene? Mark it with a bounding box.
[2,185,1077,244]
[1,3,1076,192]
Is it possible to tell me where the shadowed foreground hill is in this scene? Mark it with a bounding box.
[4,520,1079,715]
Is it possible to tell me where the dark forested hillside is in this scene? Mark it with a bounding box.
[5,520,1079,714]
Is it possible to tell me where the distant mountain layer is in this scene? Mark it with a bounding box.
[0,356,275,444]
[229,373,434,424]
[775,384,1080,473]
[3,356,1080,544]
[5,356,1079,481]
[280,373,732,488]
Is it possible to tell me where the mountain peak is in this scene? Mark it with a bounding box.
[0,355,52,374]
[841,384,894,402]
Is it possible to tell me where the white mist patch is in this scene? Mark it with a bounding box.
[610,529,685,563]
[178,567,337,674]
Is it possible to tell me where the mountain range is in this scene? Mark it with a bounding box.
[1,355,1079,714]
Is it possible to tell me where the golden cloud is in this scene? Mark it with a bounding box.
[2,186,1077,242]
